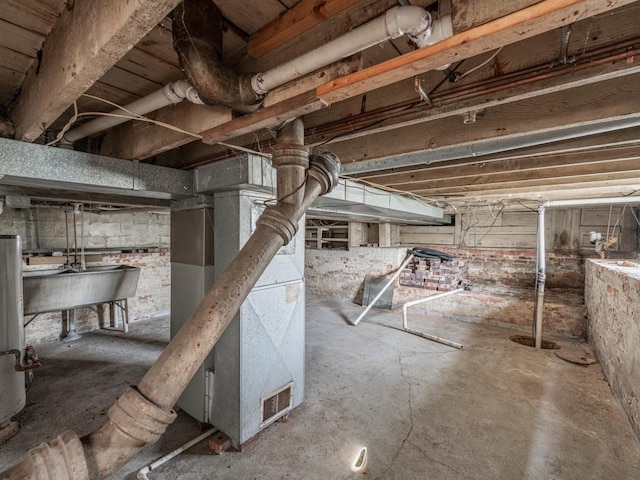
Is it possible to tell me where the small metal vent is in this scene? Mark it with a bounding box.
[260,382,293,427]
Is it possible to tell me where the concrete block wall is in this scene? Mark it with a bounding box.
[1,206,170,344]
[0,206,170,251]
[585,259,640,440]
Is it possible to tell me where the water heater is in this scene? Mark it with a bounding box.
[0,235,25,429]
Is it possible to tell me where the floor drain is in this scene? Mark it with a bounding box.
[509,335,560,350]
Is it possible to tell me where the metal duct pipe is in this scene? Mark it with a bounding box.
[172,0,262,113]
[0,125,341,480]
[61,81,203,145]
[533,195,640,348]
[251,7,452,94]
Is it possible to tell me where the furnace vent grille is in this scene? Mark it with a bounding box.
[260,382,293,427]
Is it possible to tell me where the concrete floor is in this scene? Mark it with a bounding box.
[1,294,639,479]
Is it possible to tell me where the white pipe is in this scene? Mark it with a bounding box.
[352,252,414,326]
[544,196,640,208]
[534,205,546,349]
[63,80,203,144]
[405,328,464,349]
[402,288,465,330]
[136,428,216,480]
[252,7,453,95]
[533,195,640,348]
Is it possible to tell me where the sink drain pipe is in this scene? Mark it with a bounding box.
[0,119,340,480]
[534,196,640,349]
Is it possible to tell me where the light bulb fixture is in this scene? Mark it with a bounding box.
[73,203,81,215]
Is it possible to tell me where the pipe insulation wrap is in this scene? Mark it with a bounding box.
[251,6,434,95]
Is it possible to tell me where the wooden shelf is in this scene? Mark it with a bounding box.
[305,225,349,250]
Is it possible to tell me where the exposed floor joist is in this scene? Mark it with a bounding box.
[246,0,363,58]
[316,0,637,104]
[10,0,181,141]
[194,0,635,155]
[334,74,640,171]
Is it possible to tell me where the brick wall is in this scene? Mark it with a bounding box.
[1,206,170,344]
[585,259,640,440]
[304,205,637,336]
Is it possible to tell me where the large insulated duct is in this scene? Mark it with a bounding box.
[172,0,262,113]
[0,121,340,480]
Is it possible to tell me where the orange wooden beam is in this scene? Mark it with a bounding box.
[247,0,362,58]
[317,0,637,104]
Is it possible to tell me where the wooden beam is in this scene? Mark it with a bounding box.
[360,141,640,188]
[100,103,233,160]
[400,157,640,191]
[200,57,362,145]
[328,75,640,167]
[10,0,182,141]
[412,171,640,195]
[247,0,362,58]
[317,0,636,104]
[357,127,640,182]
[101,58,360,161]
[451,0,541,31]
[307,53,640,147]
[372,148,640,189]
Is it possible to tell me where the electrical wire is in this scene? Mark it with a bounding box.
[456,47,503,82]
[46,93,269,158]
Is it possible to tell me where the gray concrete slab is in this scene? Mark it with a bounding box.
[1,296,639,479]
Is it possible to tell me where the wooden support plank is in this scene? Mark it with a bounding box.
[199,58,362,146]
[247,0,363,58]
[1,0,62,36]
[100,103,232,160]
[0,19,44,57]
[316,0,636,105]
[329,75,640,167]
[366,146,640,188]
[201,90,326,145]
[308,48,640,148]
[102,58,361,161]
[214,0,286,35]
[357,127,640,182]
[451,0,541,31]
[10,0,182,141]
[412,171,640,195]
[433,181,640,203]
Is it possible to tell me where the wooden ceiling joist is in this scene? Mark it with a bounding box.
[10,0,182,141]
[317,0,637,104]
[247,0,363,58]
[201,0,636,149]
[329,74,640,167]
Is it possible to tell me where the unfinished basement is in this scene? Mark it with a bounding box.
[0,0,640,479]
